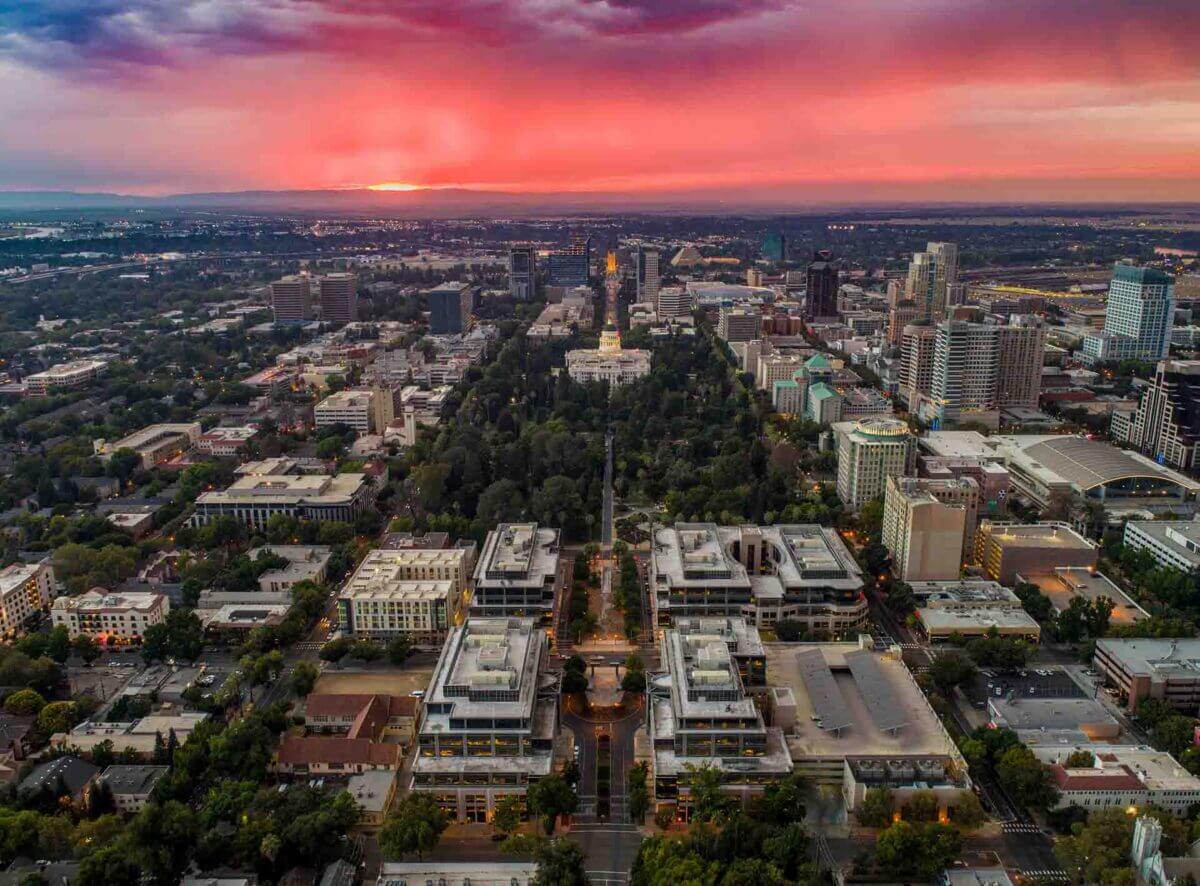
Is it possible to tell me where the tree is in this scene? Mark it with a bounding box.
[349,640,384,662]
[950,792,987,830]
[875,821,961,880]
[720,858,787,885]
[36,701,79,735]
[526,774,578,834]
[1065,750,1096,768]
[856,787,894,827]
[762,822,811,880]
[72,634,100,665]
[622,654,647,693]
[561,670,589,694]
[1055,807,1137,886]
[928,651,977,693]
[4,688,46,716]
[903,790,939,823]
[564,655,586,674]
[493,795,522,839]
[684,763,730,825]
[387,636,414,665]
[629,762,650,823]
[291,661,319,696]
[760,773,807,825]
[379,793,448,860]
[45,627,72,664]
[319,637,351,663]
[532,838,587,886]
[996,744,1059,810]
[773,619,804,642]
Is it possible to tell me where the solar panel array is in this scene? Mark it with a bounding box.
[845,648,908,734]
[796,648,852,733]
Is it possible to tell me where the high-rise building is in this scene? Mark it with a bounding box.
[318,273,357,325]
[636,246,660,305]
[833,417,916,509]
[427,282,475,335]
[508,245,537,301]
[271,274,312,323]
[920,317,1045,426]
[762,230,787,263]
[805,250,839,319]
[1080,265,1175,364]
[655,286,693,319]
[898,324,937,411]
[547,235,591,286]
[887,300,921,346]
[1118,359,1200,470]
[904,242,959,321]
[996,316,1045,409]
[881,475,969,582]
[717,306,762,343]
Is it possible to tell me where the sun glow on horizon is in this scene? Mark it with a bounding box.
[367,182,425,191]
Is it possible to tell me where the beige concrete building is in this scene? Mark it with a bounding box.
[0,560,56,636]
[315,388,394,435]
[51,590,168,644]
[95,423,202,469]
[834,418,916,510]
[25,359,109,396]
[881,476,968,582]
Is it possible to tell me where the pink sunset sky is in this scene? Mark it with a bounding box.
[1,0,1198,201]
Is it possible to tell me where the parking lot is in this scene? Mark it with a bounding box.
[967,667,1086,707]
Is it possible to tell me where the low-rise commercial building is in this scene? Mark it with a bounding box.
[1033,745,1200,815]
[246,545,332,593]
[988,694,1120,744]
[98,764,169,812]
[1123,520,1200,573]
[25,359,108,396]
[315,388,393,435]
[909,580,1040,643]
[50,590,169,644]
[973,521,1097,585]
[471,524,561,621]
[650,523,866,635]
[95,423,202,469]
[347,769,398,826]
[195,426,257,456]
[190,471,373,529]
[1094,638,1200,713]
[55,713,209,758]
[647,622,792,819]
[0,560,56,636]
[410,618,559,822]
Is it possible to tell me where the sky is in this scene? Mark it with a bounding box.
[1,0,1199,202]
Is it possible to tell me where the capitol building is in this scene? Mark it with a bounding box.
[565,326,651,386]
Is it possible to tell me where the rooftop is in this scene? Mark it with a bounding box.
[917,607,1041,635]
[1024,568,1147,625]
[196,472,367,505]
[474,523,560,589]
[979,521,1096,552]
[1096,638,1200,678]
[767,641,959,760]
[100,764,169,795]
[907,580,1021,608]
[1032,744,1200,794]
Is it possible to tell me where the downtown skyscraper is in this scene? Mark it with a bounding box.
[905,241,959,321]
[1080,264,1175,365]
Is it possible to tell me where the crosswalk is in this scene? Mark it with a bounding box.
[1019,869,1069,882]
[1002,822,1043,834]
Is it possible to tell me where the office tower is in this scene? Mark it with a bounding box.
[762,230,787,263]
[886,278,903,307]
[887,300,920,346]
[547,235,591,286]
[926,321,1001,426]
[508,245,536,301]
[636,246,660,305]
[427,281,474,335]
[746,268,764,287]
[1120,359,1200,470]
[882,475,969,582]
[996,316,1045,409]
[317,273,357,325]
[1080,265,1175,364]
[905,242,959,321]
[898,324,937,411]
[655,286,693,319]
[833,417,915,509]
[270,274,312,323]
[805,250,839,319]
[717,306,762,343]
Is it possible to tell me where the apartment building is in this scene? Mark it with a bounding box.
[51,590,169,644]
[410,618,559,822]
[0,560,56,636]
[881,476,971,582]
[339,569,459,647]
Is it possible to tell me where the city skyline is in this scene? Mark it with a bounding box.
[1,0,1198,200]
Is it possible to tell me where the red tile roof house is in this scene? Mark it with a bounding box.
[274,694,416,777]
